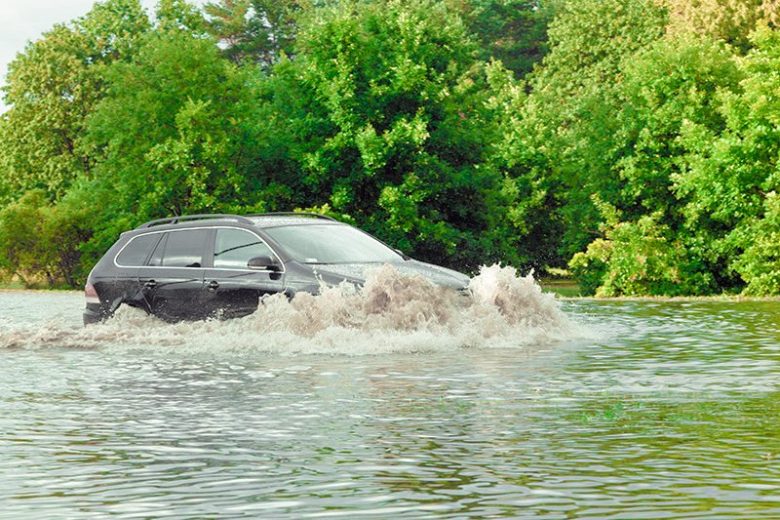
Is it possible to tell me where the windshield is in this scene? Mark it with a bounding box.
[264,224,402,264]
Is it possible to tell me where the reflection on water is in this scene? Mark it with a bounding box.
[1,290,780,518]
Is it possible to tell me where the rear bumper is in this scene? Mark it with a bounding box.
[83,306,105,326]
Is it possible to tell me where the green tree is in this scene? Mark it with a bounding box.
[0,190,92,287]
[265,0,537,270]
[82,26,269,255]
[733,193,780,295]
[0,191,51,286]
[614,36,741,219]
[0,0,150,202]
[451,0,559,78]
[569,207,713,297]
[522,0,668,259]
[204,0,305,67]
[567,36,744,295]
[663,0,779,51]
[676,27,780,294]
[483,62,561,268]
[3,0,780,295]
[156,0,208,33]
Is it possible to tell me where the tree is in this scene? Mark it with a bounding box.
[613,35,742,222]
[156,0,208,33]
[521,0,668,259]
[204,0,305,67]
[676,27,780,294]
[663,0,779,51]
[0,0,150,201]
[569,205,714,297]
[450,0,559,78]
[733,193,780,295]
[82,26,269,255]
[0,189,91,287]
[565,35,745,295]
[265,0,538,270]
[0,191,51,286]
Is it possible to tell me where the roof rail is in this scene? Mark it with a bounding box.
[137,214,254,229]
[248,212,338,222]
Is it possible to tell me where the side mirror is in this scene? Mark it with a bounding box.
[247,255,280,271]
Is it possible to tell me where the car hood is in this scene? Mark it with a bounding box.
[311,260,470,290]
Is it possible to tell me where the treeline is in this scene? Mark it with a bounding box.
[0,0,778,295]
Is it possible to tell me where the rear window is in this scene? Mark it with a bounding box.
[161,229,208,268]
[116,234,160,267]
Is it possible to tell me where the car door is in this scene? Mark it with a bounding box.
[113,232,165,314]
[202,227,285,319]
[136,228,208,322]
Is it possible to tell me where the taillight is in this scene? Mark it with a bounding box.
[85,282,100,305]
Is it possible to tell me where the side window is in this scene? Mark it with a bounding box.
[148,233,167,267]
[116,234,160,267]
[162,229,208,268]
[214,228,273,269]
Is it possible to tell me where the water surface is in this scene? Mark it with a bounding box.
[1,284,779,518]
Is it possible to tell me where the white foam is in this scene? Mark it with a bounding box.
[0,264,581,355]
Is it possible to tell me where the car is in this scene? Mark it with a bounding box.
[83,213,470,324]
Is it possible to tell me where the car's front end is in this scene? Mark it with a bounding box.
[254,220,470,295]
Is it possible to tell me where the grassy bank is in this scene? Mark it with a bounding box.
[0,280,28,290]
[540,277,780,301]
[558,294,780,302]
[540,278,582,298]
[0,278,78,291]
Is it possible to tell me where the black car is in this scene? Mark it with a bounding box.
[83,213,470,324]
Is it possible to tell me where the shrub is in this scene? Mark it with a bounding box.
[0,190,92,288]
[733,192,780,295]
[570,207,714,296]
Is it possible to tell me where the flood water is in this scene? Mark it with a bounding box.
[1,271,780,518]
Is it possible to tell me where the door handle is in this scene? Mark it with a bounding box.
[207,280,219,291]
[144,280,157,289]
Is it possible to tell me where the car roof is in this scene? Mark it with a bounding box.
[132,213,343,233]
[249,215,341,228]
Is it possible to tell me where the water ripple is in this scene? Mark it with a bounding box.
[1,294,780,518]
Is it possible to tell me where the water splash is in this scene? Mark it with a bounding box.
[0,264,579,354]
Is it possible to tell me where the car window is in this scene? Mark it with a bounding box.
[116,233,160,267]
[161,229,208,268]
[264,224,400,264]
[148,233,167,266]
[214,228,274,269]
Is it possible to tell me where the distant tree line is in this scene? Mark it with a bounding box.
[0,0,777,295]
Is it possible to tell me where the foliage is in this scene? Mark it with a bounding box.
[615,36,741,216]
[733,193,780,294]
[450,0,560,77]
[0,191,50,286]
[0,0,150,202]
[530,0,667,95]
[204,0,304,67]
[2,0,780,294]
[263,0,542,270]
[156,0,208,33]
[82,27,269,256]
[569,202,714,296]
[568,35,743,294]
[544,26,745,294]
[675,27,780,295]
[0,190,92,287]
[522,0,668,258]
[663,0,779,50]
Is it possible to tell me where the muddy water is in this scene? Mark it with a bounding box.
[1,269,780,518]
